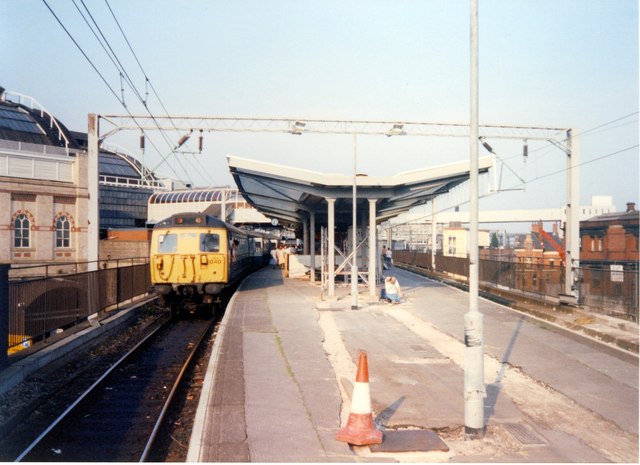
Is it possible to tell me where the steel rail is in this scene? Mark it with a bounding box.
[14,313,172,462]
[139,317,215,462]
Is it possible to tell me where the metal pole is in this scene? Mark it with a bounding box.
[565,129,580,300]
[219,188,226,222]
[351,133,358,309]
[87,114,100,271]
[465,0,485,439]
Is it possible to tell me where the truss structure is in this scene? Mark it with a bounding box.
[99,115,570,142]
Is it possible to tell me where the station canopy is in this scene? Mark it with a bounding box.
[227,155,495,230]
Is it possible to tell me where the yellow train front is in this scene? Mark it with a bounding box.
[150,212,269,316]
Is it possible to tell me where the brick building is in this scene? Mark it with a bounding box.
[580,202,639,270]
[579,202,639,319]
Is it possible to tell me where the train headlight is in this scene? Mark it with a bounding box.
[204,283,223,294]
[154,284,172,295]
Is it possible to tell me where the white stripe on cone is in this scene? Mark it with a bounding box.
[351,381,371,414]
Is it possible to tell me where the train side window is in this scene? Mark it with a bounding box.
[200,233,220,252]
[158,233,178,253]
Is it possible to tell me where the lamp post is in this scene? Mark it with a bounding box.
[464,0,485,439]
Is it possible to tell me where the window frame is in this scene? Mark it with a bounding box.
[14,213,30,248]
[55,215,71,248]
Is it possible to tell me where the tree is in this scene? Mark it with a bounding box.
[490,232,500,248]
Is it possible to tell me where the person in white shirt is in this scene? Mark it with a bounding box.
[382,276,402,304]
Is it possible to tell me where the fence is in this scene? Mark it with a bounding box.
[5,258,151,355]
[393,250,639,322]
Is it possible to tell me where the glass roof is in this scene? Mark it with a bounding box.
[149,190,225,204]
[99,151,142,178]
[0,107,44,135]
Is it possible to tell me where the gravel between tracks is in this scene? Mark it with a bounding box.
[0,304,166,461]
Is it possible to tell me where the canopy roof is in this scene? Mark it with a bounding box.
[227,155,495,230]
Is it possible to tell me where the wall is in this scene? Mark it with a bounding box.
[100,240,150,262]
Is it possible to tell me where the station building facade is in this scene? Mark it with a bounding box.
[0,87,164,266]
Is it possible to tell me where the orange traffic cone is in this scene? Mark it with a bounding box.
[336,351,383,445]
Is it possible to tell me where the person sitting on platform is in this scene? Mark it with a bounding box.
[380,276,402,304]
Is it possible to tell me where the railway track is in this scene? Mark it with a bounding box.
[15,317,214,462]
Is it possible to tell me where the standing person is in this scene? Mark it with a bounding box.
[270,246,278,269]
[382,245,388,270]
[276,243,287,270]
[385,247,393,269]
[381,276,402,304]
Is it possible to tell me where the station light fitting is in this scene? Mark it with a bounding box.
[386,123,406,137]
[523,140,528,162]
[290,121,306,135]
[198,129,204,153]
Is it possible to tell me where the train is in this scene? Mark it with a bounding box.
[150,212,274,316]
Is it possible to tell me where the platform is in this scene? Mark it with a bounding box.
[187,266,639,462]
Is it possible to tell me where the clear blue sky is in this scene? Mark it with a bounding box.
[2,0,638,218]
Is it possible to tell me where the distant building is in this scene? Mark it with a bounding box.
[579,202,639,319]
[580,202,639,270]
[513,222,564,266]
[442,223,490,257]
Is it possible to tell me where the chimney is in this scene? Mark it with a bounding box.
[626,202,636,212]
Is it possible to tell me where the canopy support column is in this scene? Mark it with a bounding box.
[310,211,316,284]
[327,198,336,298]
[303,216,309,255]
[432,198,438,270]
[368,199,377,299]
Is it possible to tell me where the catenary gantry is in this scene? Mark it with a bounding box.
[87,114,579,300]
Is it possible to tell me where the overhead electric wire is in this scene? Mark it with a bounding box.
[104,0,218,187]
[75,0,147,107]
[78,0,195,183]
[41,0,190,183]
[49,0,195,184]
[41,0,123,106]
[387,143,638,230]
[578,111,639,138]
[486,111,639,191]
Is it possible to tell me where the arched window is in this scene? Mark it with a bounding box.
[56,215,71,248]
[14,214,30,248]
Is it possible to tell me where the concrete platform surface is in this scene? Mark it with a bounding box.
[187,267,639,463]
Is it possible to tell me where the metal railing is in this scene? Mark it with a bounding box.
[393,250,638,322]
[2,91,70,154]
[6,258,151,354]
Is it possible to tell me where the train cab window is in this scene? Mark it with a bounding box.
[200,233,220,252]
[158,233,178,253]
